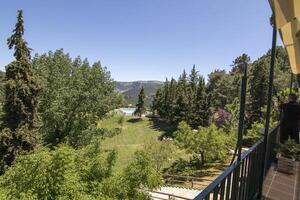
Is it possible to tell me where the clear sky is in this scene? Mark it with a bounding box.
[0,0,277,81]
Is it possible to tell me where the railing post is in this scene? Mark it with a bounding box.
[258,16,277,199]
[230,62,248,200]
[290,72,294,94]
[238,62,248,160]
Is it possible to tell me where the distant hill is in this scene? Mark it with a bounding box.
[115,81,164,107]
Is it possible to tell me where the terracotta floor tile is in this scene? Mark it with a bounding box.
[276,171,295,181]
[264,178,272,187]
[273,175,295,186]
[270,181,294,195]
[263,185,270,195]
[267,188,294,200]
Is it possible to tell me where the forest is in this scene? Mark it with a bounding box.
[0,10,297,200]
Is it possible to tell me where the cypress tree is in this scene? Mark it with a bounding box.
[134,87,146,117]
[0,10,41,171]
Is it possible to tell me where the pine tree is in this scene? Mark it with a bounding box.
[0,10,41,172]
[134,87,146,117]
[168,78,177,122]
[3,10,40,131]
[194,77,211,127]
[189,65,198,91]
[174,70,189,123]
[248,59,268,127]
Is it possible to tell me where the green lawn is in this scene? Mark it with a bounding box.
[98,114,230,189]
[99,115,164,173]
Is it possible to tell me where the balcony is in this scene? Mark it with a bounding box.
[263,163,299,200]
[191,125,300,200]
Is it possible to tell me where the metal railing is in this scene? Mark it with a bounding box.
[148,190,194,200]
[163,174,212,189]
[193,125,280,200]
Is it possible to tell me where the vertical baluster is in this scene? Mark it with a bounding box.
[225,172,232,200]
[205,193,210,200]
[244,155,250,200]
[220,179,226,200]
[213,185,219,200]
[231,163,241,200]
[239,159,246,199]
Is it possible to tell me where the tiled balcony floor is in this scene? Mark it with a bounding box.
[263,163,299,200]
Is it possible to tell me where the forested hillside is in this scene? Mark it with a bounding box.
[116,81,163,106]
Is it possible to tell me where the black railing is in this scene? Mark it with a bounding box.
[193,125,279,200]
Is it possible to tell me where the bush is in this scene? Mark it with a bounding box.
[275,139,300,161]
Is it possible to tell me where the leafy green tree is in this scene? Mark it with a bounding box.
[0,140,161,200]
[122,151,161,199]
[134,87,146,117]
[142,140,176,172]
[32,50,120,146]
[0,10,41,173]
[175,122,229,166]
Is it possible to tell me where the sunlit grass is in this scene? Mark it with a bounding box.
[100,115,162,173]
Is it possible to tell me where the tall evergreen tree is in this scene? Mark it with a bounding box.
[194,77,211,127]
[189,65,199,91]
[134,87,146,117]
[0,10,41,172]
[248,59,268,127]
[206,70,229,108]
[3,10,40,131]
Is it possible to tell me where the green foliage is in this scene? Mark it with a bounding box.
[142,140,176,172]
[0,71,4,110]
[0,10,41,173]
[117,115,125,128]
[0,126,40,173]
[275,139,300,160]
[152,66,211,128]
[206,70,230,108]
[244,122,264,145]
[122,151,162,199]
[0,140,161,200]
[32,50,121,146]
[175,122,229,166]
[247,58,268,127]
[0,146,85,199]
[134,87,146,117]
[3,10,41,131]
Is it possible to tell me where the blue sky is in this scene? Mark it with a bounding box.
[0,0,277,81]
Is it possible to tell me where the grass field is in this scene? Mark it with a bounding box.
[99,115,170,173]
[98,114,229,189]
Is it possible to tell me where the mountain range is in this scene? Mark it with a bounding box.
[115,81,164,107]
